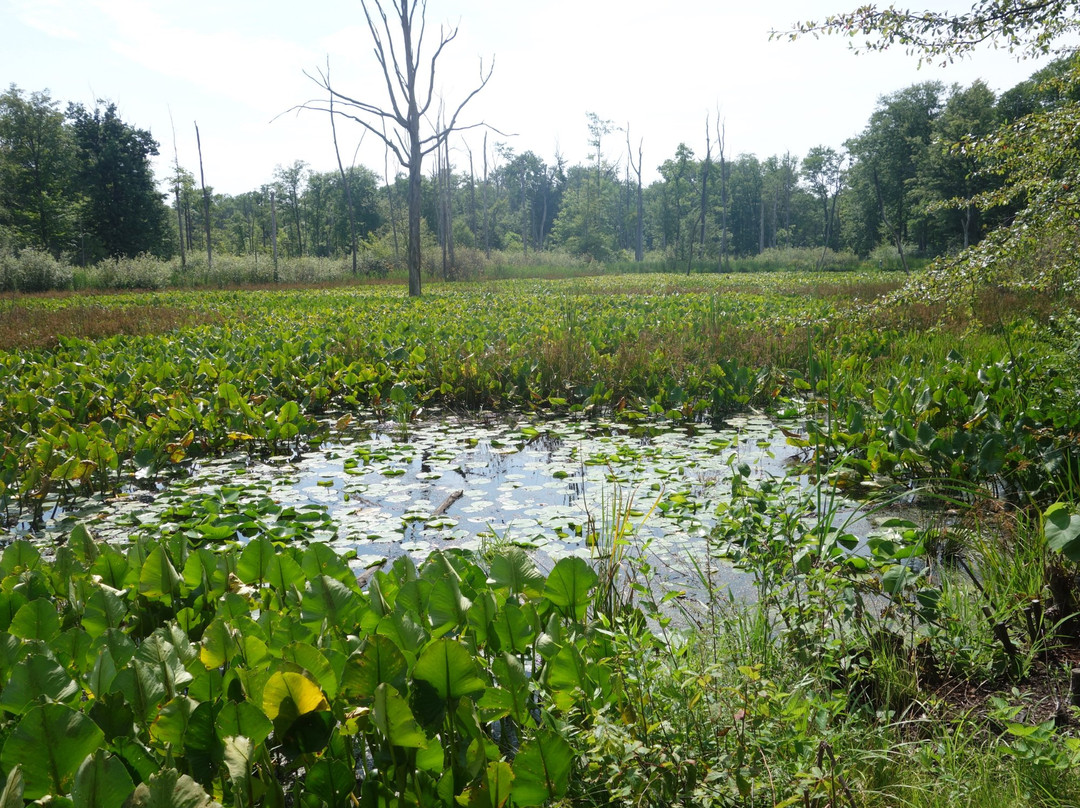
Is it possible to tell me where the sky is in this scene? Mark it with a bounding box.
[0,0,1067,195]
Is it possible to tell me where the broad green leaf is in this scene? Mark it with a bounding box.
[1,703,105,799]
[0,540,40,575]
[114,659,169,723]
[68,524,100,566]
[372,683,427,748]
[216,702,273,747]
[91,546,132,590]
[280,642,338,699]
[412,638,486,702]
[511,729,573,807]
[199,617,239,669]
[237,537,276,584]
[138,546,182,605]
[262,671,329,720]
[122,767,222,808]
[1045,503,1080,562]
[222,735,254,788]
[52,627,95,674]
[149,697,198,748]
[489,548,545,596]
[882,565,916,595]
[8,599,61,642]
[72,749,135,808]
[465,761,514,808]
[304,758,355,808]
[340,634,409,699]
[427,574,470,637]
[184,701,225,787]
[302,575,362,632]
[543,557,597,621]
[136,634,194,701]
[0,654,80,714]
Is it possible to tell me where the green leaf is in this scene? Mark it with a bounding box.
[882,565,916,595]
[149,697,198,748]
[216,702,273,747]
[222,735,254,789]
[301,575,362,631]
[262,671,329,720]
[0,654,80,714]
[0,540,40,575]
[72,750,135,808]
[236,537,276,585]
[8,599,61,642]
[543,557,597,621]
[412,638,486,702]
[1,703,105,799]
[340,634,409,699]
[138,546,182,605]
[136,634,194,702]
[511,729,573,806]
[113,660,169,723]
[372,683,427,749]
[489,548,545,596]
[304,758,355,808]
[1045,503,1080,562]
[122,767,222,808]
[280,642,338,700]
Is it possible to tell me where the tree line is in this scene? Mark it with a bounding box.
[1,55,1075,273]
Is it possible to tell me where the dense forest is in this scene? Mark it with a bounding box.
[2,53,1076,277]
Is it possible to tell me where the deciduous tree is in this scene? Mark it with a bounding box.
[299,0,493,296]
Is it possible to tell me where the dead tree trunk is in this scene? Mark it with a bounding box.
[195,122,212,271]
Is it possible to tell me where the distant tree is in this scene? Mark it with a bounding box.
[67,101,171,262]
[0,85,77,256]
[845,82,944,267]
[300,0,494,296]
[916,80,1000,250]
[274,160,308,258]
[784,1,1080,298]
[801,145,846,265]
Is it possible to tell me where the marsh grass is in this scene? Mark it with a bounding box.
[0,300,218,350]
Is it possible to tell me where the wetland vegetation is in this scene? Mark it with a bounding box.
[1,270,1079,807]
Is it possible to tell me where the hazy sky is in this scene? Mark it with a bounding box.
[0,0,1065,194]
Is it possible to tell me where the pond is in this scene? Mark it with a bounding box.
[14,411,880,599]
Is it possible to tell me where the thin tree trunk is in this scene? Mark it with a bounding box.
[270,189,279,282]
[872,167,910,273]
[195,122,212,270]
[627,126,644,262]
[328,63,359,276]
[482,132,490,258]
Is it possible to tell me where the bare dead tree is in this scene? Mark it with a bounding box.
[297,0,494,296]
[716,114,729,271]
[695,114,713,274]
[626,127,644,262]
[195,122,212,270]
[326,59,359,276]
[169,111,186,271]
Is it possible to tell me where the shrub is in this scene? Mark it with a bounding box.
[0,247,73,292]
[79,254,170,290]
